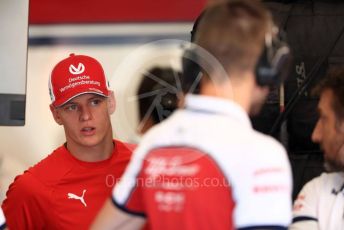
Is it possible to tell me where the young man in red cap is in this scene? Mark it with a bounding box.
[2,54,133,229]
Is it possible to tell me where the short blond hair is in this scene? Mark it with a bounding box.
[195,0,272,79]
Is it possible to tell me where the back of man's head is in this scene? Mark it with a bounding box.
[195,0,272,81]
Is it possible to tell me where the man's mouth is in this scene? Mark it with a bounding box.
[81,127,96,135]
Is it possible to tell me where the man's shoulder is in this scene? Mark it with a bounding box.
[247,130,286,155]
[292,172,340,219]
[303,172,343,191]
[26,145,75,185]
[6,170,44,196]
[3,167,49,207]
[227,130,290,175]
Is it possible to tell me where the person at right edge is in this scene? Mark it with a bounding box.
[91,0,292,229]
[290,67,344,230]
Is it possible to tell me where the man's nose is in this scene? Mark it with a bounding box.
[80,106,92,121]
[311,120,321,143]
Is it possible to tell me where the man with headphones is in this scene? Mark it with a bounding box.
[92,1,292,229]
[290,67,344,230]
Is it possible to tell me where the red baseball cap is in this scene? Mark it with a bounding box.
[49,53,110,107]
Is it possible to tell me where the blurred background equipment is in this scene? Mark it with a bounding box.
[255,0,344,198]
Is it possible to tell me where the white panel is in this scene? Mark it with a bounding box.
[29,23,192,37]
[0,0,28,94]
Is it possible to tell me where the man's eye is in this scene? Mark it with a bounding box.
[90,99,102,106]
[65,104,78,111]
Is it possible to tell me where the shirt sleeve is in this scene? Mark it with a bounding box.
[2,173,46,229]
[231,138,293,229]
[112,145,147,217]
[289,178,320,230]
[112,171,146,217]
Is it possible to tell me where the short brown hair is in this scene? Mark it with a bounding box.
[195,0,272,80]
[314,67,344,122]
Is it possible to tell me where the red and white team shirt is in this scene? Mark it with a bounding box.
[113,95,292,230]
[2,140,133,230]
[291,172,344,230]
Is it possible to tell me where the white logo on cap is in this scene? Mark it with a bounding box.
[69,63,85,75]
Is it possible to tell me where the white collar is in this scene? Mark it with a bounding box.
[184,94,252,128]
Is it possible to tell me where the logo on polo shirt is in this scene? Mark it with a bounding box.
[67,189,87,207]
[145,157,199,179]
[155,191,185,212]
[69,63,85,75]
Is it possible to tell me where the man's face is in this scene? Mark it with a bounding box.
[50,93,115,149]
[312,89,344,171]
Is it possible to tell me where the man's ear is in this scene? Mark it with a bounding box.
[107,91,116,115]
[50,104,63,125]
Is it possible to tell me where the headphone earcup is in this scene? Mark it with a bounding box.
[255,46,275,86]
[255,36,291,87]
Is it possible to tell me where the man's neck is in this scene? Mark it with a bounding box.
[200,77,253,113]
[65,135,114,162]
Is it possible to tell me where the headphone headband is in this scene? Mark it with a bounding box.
[184,6,292,92]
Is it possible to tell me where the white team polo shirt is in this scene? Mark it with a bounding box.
[114,94,292,229]
[290,172,344,230]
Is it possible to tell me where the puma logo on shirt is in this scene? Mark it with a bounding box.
[68,189,87,207]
